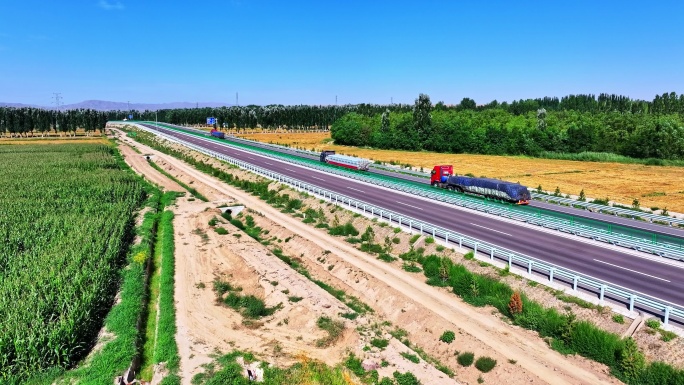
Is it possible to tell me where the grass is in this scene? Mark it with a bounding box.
[190,350,356,384]
[316,317,345,348]
[153,210,181,384]
[555,292,602,310]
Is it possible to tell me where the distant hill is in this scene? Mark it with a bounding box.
[0,102,41,108]
[0,100,233,111]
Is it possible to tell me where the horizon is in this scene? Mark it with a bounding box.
[1,1,683,106]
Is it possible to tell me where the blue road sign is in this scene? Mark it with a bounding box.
[128,114,133,119]
[207,117,216,125]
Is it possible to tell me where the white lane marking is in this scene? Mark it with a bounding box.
[265,162,274,165]
[311,176,326,182]
[286,168,296,172]
[247,157,256,160]
[347,187,365,193]
[469,223,512,237]
[593,259,670,282]
[396,201,424,211]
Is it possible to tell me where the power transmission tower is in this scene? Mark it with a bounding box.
[52,93,62,110]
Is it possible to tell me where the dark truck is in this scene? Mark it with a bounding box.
[430,165,530,204]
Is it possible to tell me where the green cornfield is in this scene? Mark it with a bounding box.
[0,143,145,379]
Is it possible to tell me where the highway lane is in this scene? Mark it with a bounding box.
[143,124,684,306]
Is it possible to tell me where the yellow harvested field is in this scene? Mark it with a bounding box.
[238,132,684,213]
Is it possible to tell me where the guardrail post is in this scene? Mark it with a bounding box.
[459,237,462,248]
[629,294,636,312]
[549,268,555,282]
[527,260,533,274]
[445,234,449,244]
[490,249,495,260]
[432,229,435,237]
[420,224,423,234]
[599,285,606,302]
[573,276,578,291]
[473,243,478,254]
[507,254,512,267]
[409,221,412,231]
[664,306,671,325]
[389,214,392,223]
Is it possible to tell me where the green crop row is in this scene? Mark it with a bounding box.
[0,144,147,379]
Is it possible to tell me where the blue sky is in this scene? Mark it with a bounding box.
[0,1,682,106]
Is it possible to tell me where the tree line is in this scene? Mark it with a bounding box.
[331,93,684,160]
[0,108,108,137]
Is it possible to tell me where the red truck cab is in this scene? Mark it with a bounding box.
[430,165,453,185]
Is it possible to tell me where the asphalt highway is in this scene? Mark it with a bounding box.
[143,124,684,308]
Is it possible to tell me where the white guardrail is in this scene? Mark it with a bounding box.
[143,122,684,262]
[121,122,684,324]
[532,193,684,227]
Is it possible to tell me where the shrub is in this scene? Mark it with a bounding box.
[612,314,625,324]
[344,354,365,377]
[475,356,497,373]
[288,296,303,303]
[409,234,421,244]
[214,227,228,235]
[400,352,420,364]
[457,352,474,367]
[208,217,218,226]
[392,237,401,244]
[439,330,456,344]
[393,371,420,385]
[378,253,397,262]
[508,291,523,316]
[645,319,660,329]
[393,227,402,233]
[371,338,389,350]
[402,263,422,273]
[464,251,475,260]
[425,237,435,244]
[619,337,645,382]
[340,312,358,320]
